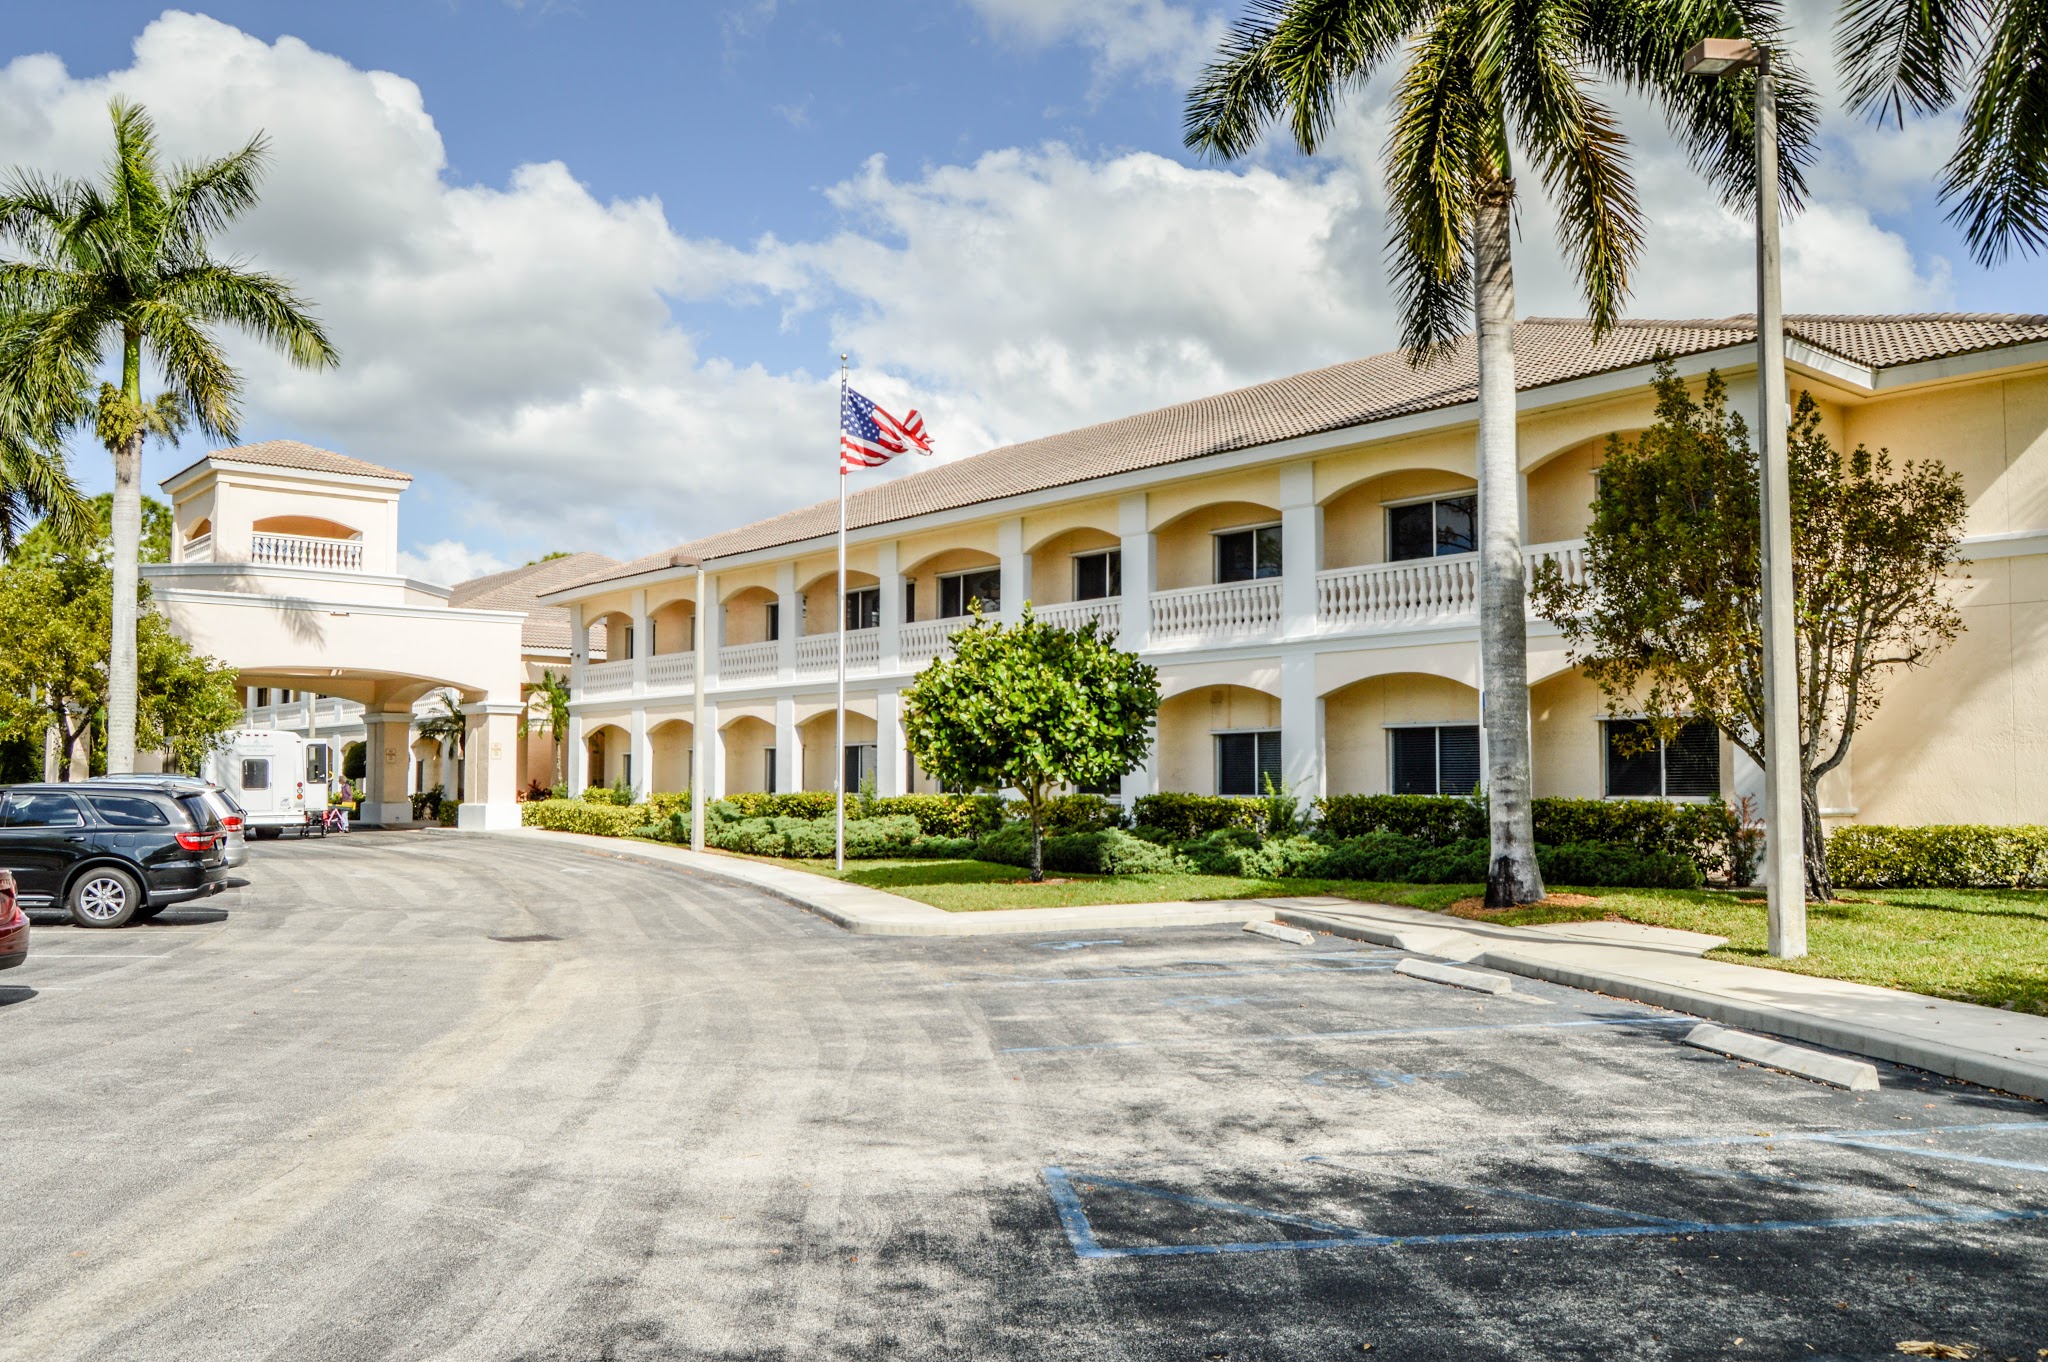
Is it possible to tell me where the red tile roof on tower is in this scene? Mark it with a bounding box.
[165,438,412,486]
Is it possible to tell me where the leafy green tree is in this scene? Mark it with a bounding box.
[0,98,339,775]
[1531,364,1968,900]
[902,607,1160,882]
[1183,0,1815,907]
[523,669,574,789]
[1836,0,2048,262]
[0,506,241,778]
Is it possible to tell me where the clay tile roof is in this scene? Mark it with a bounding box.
[165,438,412,486]
[561,313,2048,591]
[449,552,622,655]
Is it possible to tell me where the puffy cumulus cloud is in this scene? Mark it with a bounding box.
[397,540,512,588]
[963,0,1227,85]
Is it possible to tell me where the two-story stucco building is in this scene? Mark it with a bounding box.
[540,314,2048,829]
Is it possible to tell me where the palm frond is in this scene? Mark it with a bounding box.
[1269,0,1430,153]
[1835,0,1989,125]
[1385,10,1482,357]
[134,301,242,441]
[0,425,89,551]
[158,263,340,370]
[1185,3,1290,158]
[162,134,270,249]
[1941,0,2048,262]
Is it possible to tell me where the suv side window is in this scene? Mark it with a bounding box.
[2,792,86,827]
[86,794,170,828]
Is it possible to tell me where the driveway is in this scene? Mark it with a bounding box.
[1,832,2042,1360]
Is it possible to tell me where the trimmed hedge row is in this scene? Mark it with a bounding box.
[1174,827,1702,888]
[1313,794,1736,872]
[1828,824,2048,889]
[523,798,652,837]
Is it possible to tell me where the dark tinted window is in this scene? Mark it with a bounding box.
[903,582,916,624]
[1215,525,1282,583]
[1390,726,1481,795]
[3,792,85,828]
[1217,731,1282,796]
[1389,495,1478,561]
[86,794,169,828]
[845,587,881,631]
[1390,727,1439,794]
[1604,719,1719,797]
[1664,721,1721,796]
[306,745,331,782]
[1438,725,1481,795]
[765,601,780,642]
[241,758,270,790]
[939,568,1001,617]
[1073,550,1122,601]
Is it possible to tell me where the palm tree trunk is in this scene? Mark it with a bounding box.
[1473,177,1545,908]
[106,426,143,776]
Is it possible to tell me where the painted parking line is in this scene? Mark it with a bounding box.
[946,961,1398,989]
[1044,1118,2048,1260]
[1000,1013,1695,1055]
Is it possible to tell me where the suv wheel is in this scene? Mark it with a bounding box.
[69,867,141,928]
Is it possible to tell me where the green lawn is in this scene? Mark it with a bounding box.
[719,851,2048,1016]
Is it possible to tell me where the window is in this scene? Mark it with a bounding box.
[620,624,636,660]
[844,744,877,793]
[254,687,270,707]
[2,792,85,827]
[622,754,633,788]
[938,567,1001,618]
[903,581,917,624]
[765,602,780,642]
[1603,719,1720,798]
[1073,549,1122,601]
[1216,730,1282,797]
[1387,493,1478,561]
[241,758,271,791]
[1389,725,1482,795]
[845,587,881,631]
[88,795,168,828]
[306,745,332,782]
[764,748,778,794]
[1215,525,1282,583]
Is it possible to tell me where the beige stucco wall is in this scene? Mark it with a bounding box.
[1525,437,1605,545]
[1027,526,1121,606]
[799,570,879,636]
[904,547,1000,621]
[1156,684,1282,794]
[722,716,775,794]
[170,467,403,574]
[1154,500,1282,591]
[1324,674,1480,795]
[1322,470,1477,571]
[798,711,877,791]
[722,587,777,646]
[650,719,693,792]
[648,600,695,655]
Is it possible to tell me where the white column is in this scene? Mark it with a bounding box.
[1120,740,1159,806]
[1279,462,1322,639]
[998,516,1029,620]
[704,701,726,799]
[775,561,799,682]
[699,574,722,691]
[456,701,525,830]
[1118,492,1155,652]
[630,588,650,695]
[360,711,414,826]
[1280,653,1324,812]
[565,711,587,797]
[569,604,589,694]
[877,689,905,796]
[774,695,798,794]
[629,705,652,799]
[877,540,902,673]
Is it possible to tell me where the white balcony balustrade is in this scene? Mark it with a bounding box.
[795,628,879,675]
[250,532,364,571]
[1314,540,1590,635]
[582,658,636,695]
[647,652,695,690]
[719,640,780,685]
[1032,598,1122,638]
[901,618,970,666]
[181,533,212,564]
[1524,539,1589,591]
[1149,578,1283,648]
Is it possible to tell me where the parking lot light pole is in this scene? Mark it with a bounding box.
[1683,37,1806,958]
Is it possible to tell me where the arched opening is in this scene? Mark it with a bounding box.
[586,722,629,791]
[720,715,776,794]
[648,599,695,655]
[901,548,1000,623]
[1155,683,1282,795]
[1152,500,1283,591]
[1524,432,1640,545]
[799,568,881,636]
[797,710,878,793]
[251,514,361,541]
[591,610,635,661]
[1320,470,1478,572]
[719,585,780,647]
[649,718,693,793]
[1028,526,1121,607]
[1323,672,1480,796]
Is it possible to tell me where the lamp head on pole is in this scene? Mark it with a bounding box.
[1682,36,1764,78]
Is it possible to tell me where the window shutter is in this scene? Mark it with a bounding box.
[1604,721,1662,797]
[1437,725,1481,795]
[1217,733,1256,795]
[1390,728,1439,794]
[1256,731,1283,793]
[1663,721,1721,796]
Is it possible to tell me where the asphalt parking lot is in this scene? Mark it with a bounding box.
[1,832,2042,1361]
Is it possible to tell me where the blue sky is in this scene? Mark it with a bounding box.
[2,3,2039,582]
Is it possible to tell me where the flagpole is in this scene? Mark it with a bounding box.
[835,354,849,872]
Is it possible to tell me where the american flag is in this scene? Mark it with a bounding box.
[840,387,933,473]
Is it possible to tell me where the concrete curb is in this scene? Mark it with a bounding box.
[1279,907,2048,1101]
[1685,1023,1880,1091]
[1395,958,1514,995]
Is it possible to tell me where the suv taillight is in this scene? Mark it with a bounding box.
[176,831,218,852]
[0,868,16,917]
[221,814,244,831]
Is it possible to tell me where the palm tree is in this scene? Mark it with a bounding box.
[1835,0,2048,262]
[0,99,339,774]
[1186,0,1815,906]
[417,690,468,768]
[0,416,88,551]
[524,669,573,790]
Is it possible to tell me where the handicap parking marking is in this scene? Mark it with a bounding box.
[1042,1118,2048,1260]
[1000,1012,1696,1054]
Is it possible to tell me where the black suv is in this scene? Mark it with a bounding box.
[0,783,231,928]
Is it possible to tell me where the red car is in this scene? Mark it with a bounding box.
[0,869,25,972]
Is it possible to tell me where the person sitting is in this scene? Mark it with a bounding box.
[326,784,357,833]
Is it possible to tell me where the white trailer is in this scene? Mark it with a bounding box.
[203,730,337,835]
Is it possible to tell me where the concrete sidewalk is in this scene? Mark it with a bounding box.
[496,829,2048,1101]
[1272,899,2048,1103]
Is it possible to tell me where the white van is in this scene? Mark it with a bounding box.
[203,731,337,836]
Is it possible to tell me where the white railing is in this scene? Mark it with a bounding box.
[719,640,780,685]
[901,618,970,667]
[796,628,879,675]
[582,658,635,695]
[1525,539,1589,591]
[648,652,695,690]
[250,532,364,571]
[1148,578,1283,647]
[182,533,212,564]
[1317,554,1480,632]
[1033,598,1122,638]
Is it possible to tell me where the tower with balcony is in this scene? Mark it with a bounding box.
[162,438,405,573]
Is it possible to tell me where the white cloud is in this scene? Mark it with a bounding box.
[398,540,512,588]
[964,0,1227,85]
